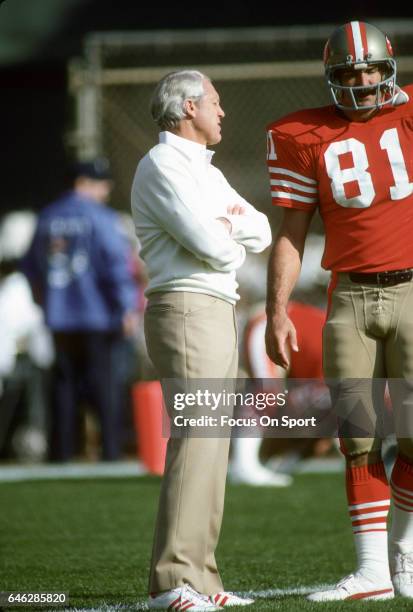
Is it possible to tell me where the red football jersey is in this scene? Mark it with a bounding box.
[267,85,413,272]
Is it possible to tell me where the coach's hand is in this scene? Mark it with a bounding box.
[265,309,298,369]
[227,204,246,215]
[217,204,246,234]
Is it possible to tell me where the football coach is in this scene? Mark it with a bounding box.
[131,69,271,610]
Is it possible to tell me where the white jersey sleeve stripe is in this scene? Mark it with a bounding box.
[268,166,317,184]
[270,179,318,194]
[271,191,317,204]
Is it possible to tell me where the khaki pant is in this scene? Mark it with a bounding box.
[323,273,413,458]
[144,292,238,595]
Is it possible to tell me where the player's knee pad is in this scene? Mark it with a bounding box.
[339,437,380,457]
[397,438,413,460]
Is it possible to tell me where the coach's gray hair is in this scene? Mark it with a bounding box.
[150,70,208,130]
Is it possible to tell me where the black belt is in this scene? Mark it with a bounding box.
[349,268,413,286]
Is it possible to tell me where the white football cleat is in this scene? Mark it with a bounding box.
[149,585,220,610]
[230,465,292,487]
[210,592,254,607]
[307,573,394,601]
[391,552,413,597]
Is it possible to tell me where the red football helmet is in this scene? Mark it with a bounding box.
[323,21,397,110]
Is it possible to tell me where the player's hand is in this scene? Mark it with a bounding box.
[265,309,298,369]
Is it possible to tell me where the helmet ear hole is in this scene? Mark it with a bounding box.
[382,62,393,80]
[330,68,345,85]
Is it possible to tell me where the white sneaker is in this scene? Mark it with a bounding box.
[149,585,220,610]
[230,465,292,487]
[210,592,254,607]
[307,573,394,601]
[392,552,413,597]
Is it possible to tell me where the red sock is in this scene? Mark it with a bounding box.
[346,462,390,534]
[345,462,391,581]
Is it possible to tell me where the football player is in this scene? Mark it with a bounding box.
[265,21,413,601]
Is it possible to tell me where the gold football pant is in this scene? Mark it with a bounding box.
[323,272,413,458]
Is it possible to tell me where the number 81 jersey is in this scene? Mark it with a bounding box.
[266,85,413,273]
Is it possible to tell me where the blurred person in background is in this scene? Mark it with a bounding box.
[231,299,332,483]
[231,235,332,486]
[113,211,148,453]
[23,158,138,462]
[0,211,54,462]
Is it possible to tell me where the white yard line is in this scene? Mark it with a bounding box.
[243,585,333,596]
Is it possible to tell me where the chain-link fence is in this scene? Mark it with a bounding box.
[68,22,413,228]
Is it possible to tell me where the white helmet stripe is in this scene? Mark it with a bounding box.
[350,21,365,62]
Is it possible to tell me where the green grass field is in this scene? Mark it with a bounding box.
[1,472,412,611]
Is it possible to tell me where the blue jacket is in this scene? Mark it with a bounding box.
[24,191,137,332]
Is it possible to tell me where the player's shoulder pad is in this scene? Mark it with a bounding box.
[394,83,413,106]
[266,104,338,147]
[267,105,334,135]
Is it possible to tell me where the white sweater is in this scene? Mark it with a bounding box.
[131,131,271,304]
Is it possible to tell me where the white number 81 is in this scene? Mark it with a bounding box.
[324,128,413,208]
